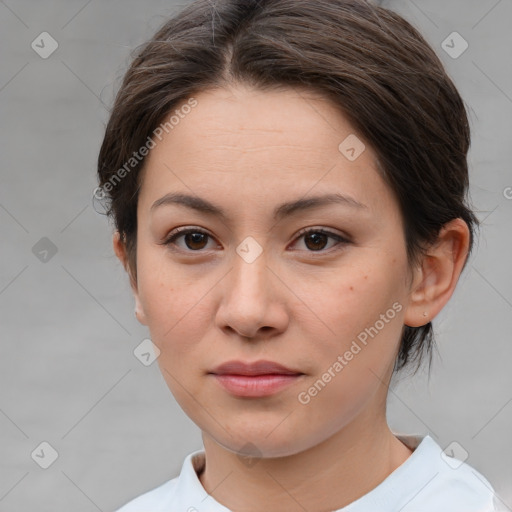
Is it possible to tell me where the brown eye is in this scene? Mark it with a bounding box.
[162,228,215,252]
[182,232,209,250]
[293,228,350,253]
[303,231,329,251]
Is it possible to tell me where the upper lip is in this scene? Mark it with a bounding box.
[210,360,303,376]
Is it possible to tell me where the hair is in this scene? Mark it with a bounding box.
[97,0,479,375]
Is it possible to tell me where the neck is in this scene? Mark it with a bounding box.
[198,413,413,511]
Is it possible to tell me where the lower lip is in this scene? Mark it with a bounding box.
[212,374,303,397]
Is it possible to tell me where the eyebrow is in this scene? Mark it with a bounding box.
[150,192,367,221]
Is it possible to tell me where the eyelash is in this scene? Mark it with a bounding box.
[160,226,351,255]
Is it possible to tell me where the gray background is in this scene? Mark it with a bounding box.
[0,0,511,511]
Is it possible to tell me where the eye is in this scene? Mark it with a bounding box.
[291,228,350,253]
[160,226,351,254]
[161,227,218,252]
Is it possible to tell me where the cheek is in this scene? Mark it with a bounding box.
[311,258,407,363]
[135,250,210,348]
[323,260,404,321]
[301,271,405,417]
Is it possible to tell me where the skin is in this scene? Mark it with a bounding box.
[113,83,470,511]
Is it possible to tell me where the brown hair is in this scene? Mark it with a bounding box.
[96,0,478,374]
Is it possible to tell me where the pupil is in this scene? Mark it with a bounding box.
[186,232,207,250]
[306,232,327,251]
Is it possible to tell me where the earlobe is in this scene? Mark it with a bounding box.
[134,295,148,326]
[404,257,439,327]
[403,219,470,328]
[112,231,148,326]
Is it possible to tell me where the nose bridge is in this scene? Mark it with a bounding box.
[230,239,271,303]
[216,237,286,338]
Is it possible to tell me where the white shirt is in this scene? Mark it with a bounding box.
[115,433,498,511]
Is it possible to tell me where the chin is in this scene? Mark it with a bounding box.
[209,423,315,459]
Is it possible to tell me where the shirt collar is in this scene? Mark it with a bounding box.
[168,449,232,511]
[169,434,431,511]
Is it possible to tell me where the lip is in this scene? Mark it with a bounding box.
[211,359,302,376]
[209,360,304,397]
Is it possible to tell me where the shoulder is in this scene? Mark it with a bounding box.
[114,477,179,512]
[395,434,497,512]
[418,461,496,510]
[113,449,208,512]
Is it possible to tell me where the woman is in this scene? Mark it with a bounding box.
[96,0,498,510]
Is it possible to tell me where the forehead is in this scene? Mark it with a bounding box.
[163,85,364,157]
[138,84,391,217]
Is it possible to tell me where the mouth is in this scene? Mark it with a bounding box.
[209,360,305,397]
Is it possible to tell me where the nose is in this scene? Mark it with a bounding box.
[215,245,289,340]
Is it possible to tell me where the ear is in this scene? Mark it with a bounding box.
[112,231,148,325]
[403,218,470,327]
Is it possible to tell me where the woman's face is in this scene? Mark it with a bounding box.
[126,84,417,457]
